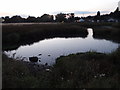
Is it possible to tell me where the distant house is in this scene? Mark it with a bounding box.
[107,18,118,22]
[79,18,85,22]
[91,20,94,22]
[97,20,100,22]
[75,18,85,22]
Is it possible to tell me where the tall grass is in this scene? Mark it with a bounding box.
[2,47,120,88]
[93,26,120,43]
[51,47,120,88]
[2,54,52,88]
[3,23,88,50]
[3,22,120,50]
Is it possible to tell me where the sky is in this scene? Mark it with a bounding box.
[0,0,119,17]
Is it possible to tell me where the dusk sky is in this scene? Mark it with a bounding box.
[0,0,119,17]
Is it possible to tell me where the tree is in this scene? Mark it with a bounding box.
[4,16,10,23]
[97,11,100,17]
[114,7,119,13]
[67,13,75,22]
[40,14,54,22]
[26,16,37,22]
[10,15,24,23]
[94,11,101,22]
[55,13,67,22]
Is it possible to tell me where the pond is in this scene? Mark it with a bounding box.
[4,28,119,65]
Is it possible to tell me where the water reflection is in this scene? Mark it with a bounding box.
[87,28,93,38]
[4,28,119,65]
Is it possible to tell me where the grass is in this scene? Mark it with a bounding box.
[2,22,120,88]
[3,22,120,50]
[77,22,120,43]
[93,23,120,43]
[2,47,120,88]
[2,54,52,88]
[51,48,120,88]
[2,23,88,50]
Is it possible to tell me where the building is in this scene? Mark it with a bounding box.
[107,18,118,22]
[79,18,85,22]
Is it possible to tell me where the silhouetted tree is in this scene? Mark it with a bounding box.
[4,16,10,23]
[97,11,100,16]
[40,14,54,22]
[26,16,37,22]
[2,7,120,23]
[56,13,67,22]
[36,17,41,22]
[67,13,75,22]
[10,15,25,23]
[114,7,119,13]
[74,17,80,21]
[110,7,120,20]
[94,11,101,22]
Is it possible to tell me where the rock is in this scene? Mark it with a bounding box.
[48,55,51,56]
[45,63,48,66]
[38,54,42,56]
[29,57,38,62]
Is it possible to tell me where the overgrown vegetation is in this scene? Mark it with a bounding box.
[2,54,52,88]
[3,22,120,50]
[93,23,120,43]
[2,47,120,88]
[2,22,120,88]
[52,48,120,88]
[2,23,88,50]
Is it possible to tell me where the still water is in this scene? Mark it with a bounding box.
[4,28,119,65]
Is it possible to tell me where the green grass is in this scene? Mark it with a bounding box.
[2,47,120,88]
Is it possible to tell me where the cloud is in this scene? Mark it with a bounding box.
[100,11,110,13]
[74,11,96,14]
[20,14,29,18]
[51,11,96,15]
[51,10,110,16]
[0,12,12,17]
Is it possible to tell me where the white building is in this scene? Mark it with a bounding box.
[107,18,118,22]
[79,18,85,22]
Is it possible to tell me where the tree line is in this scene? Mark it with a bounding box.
[2,13,80,23]
[1,7,120,23]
